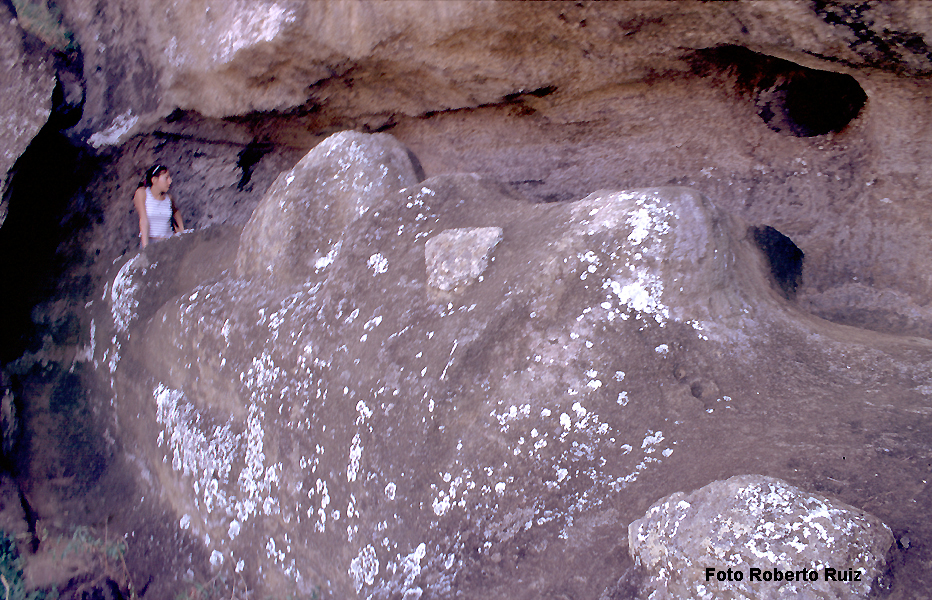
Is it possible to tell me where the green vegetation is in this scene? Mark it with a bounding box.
[3,526,322,600]
[58,525,134,598]
[0,531,56,600]
[10,0,76,53]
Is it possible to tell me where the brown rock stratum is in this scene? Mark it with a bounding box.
[2,1,932,599]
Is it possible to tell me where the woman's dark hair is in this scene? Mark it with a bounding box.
[142,164,169,188]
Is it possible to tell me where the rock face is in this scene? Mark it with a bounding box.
[95,131,775,597]
[88,131,932,598]
[0,2,55,226]
[45,0,932,342]
[425,227,502,293]
[5,0,932,341]
[9,1,932,597]
[629,475,894,600]
[52,1,932,140]
[235,131,422,285]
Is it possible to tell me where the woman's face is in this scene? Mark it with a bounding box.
[152,170,172,193]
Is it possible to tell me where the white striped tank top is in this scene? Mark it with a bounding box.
[145,187,173,239]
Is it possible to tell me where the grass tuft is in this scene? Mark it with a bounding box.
[10,0,76,53]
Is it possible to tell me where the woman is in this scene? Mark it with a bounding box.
[133,164,184,248]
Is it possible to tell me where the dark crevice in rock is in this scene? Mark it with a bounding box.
[49,35,85,133]
[813,0,932,76]
[151,128,259,148]
[370,114,398,133]
[236,140,274,190]
[751,225,804,300]
[17,486,37,552]
[691,45,867,137]
[422,85,558,120]
[165,107,185,123]
[502,85,558,103]
[0,125,95,363]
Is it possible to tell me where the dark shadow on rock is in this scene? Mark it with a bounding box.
[0,124,96,363]
[690,45,867,137]
[598,566,644,600]
[750,225,804,300]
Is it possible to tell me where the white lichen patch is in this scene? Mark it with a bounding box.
[430,469,473,517]
[374,543,428,599]
[110,254,154,333]
[314,240,341,271]
[347,433,363,482]
[350,544,379,592]
[603,272,669,325]
[629,475,895,600]
[154,381,282,544]
[89,109,139,148]
[425,227,502,292]
[367,253,389,275]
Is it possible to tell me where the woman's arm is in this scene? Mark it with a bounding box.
[172,198,184,233]
[133,187,149,248]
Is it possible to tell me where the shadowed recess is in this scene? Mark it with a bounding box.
[751,225,804,299]
[691,45,867,137]
[0,126,89,363]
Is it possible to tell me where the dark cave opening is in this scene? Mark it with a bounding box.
[237,140,274,190]
[751,225,804,300]
[692,45,867,137]
[0,124,94,364]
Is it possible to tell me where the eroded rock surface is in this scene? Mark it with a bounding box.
[96,132,774,597]
[52,1,932,141]
[7,2,932,597]
[629,474,894,600]
[235,130,421,285]
[425,227,502,293]
[6,1,932,340]
[88,132,932,598]
[0,2,55,226]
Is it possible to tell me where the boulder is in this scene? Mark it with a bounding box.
[628,474,895,600]
[235,130,421,285]
[94,131,813,598]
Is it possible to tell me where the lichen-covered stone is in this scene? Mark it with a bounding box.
[235,130,420,285]
[628,475,895,600]
[95,132,796,598]
[425,227,502,292]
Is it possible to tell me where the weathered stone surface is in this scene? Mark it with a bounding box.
[235,130,421,285]
[55,1,932,142]
[10,1,932,595]
[425,227,502,292]
[27,0,932,339]
[96,132,785,597]
[85,132,932,598]
[0,2,55,226]
[629,474,894,600]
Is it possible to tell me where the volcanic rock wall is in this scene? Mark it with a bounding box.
[94,131,930,599]
[3,1,932,598]
[7,0,932,337]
